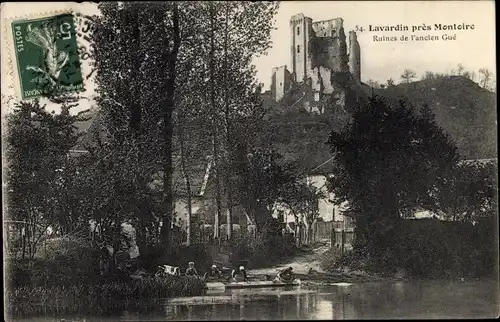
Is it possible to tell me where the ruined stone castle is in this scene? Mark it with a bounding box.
[270,13,361,110]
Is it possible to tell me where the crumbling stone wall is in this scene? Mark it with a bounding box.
[271,66,292,102]
[348,31,361,83]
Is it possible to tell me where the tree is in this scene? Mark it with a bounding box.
[366,79,380,96]
[456,64,465,76]
[172,1,279,242]
[479,68,493,90]
[386,78,395,87]
[327,96,460,255]
[422,71,435,80]
[400,69,416,83]
[279,182,325,244]
[92,2,183,253]
[5,99,89,259]
[161,2,181,248]
[210,2,279,241]
[232,148,296,232]
[366,79,380,89]
[437,161,497,222]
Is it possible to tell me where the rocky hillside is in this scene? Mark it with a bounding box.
[376,76,497,160]
[260,75,496,173]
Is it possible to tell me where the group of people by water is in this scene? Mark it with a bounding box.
[167,261,295,283]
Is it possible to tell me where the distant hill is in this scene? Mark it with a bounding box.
[260,75,497,173]
[376,76,497,159]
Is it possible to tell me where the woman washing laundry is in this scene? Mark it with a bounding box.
[203,264,224,281]
[185,261,199,277]
[276,266,294,283]
[231,265,249,282]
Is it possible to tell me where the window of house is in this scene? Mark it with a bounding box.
[297,26,300,35]
[297,45,300,53]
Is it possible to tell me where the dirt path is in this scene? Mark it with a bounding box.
[250,240,330,276]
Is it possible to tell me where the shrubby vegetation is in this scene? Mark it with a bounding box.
[229,220,298,268]
[325,95,497,279]
[366,64,495,91]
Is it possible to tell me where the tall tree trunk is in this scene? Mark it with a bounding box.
[210,3,221,242]
[179,122,192,246]
[129,10,149,262]
[161,3,180,251]
[223,3,233,241]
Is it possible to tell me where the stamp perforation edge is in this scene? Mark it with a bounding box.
[2,8,77,102]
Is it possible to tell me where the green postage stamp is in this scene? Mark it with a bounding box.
[10,13,84,99]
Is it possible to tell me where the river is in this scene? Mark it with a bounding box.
[9,279,499,321]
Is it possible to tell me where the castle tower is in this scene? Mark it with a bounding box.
[271,66,292,102]
[348,31,361,83]
[290,13,313,83]
[311,17,348,73]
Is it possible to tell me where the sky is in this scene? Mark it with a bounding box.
[254,1,496,90]
[1,1,496,114]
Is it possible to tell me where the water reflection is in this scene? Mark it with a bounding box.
[8,280,499,321]
[158,280,498,320]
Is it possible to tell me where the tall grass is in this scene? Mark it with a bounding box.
[6,275,206,317]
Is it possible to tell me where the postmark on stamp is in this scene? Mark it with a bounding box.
[10,13,84,100]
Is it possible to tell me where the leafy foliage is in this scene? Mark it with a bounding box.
[437,161,498,222]
[5,99,90,258]
[232,148,296,229]
[400,69,416,83]
[91,2,183,250]
[327,95,460,254]
[328,96,459,219]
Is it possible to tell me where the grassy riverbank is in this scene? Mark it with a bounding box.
[5,238,207,318]
[6,275,207,317]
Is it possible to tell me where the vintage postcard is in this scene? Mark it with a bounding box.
[2,1,498,321]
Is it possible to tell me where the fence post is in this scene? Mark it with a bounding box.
[341,229,345,254]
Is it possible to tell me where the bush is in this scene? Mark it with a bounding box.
[6,236,100,288]
[354,218,497,278]
[230,229,298,269]
[231,233,269,268]
[319,247,342,271]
